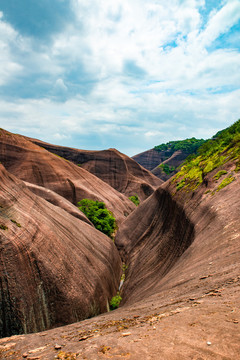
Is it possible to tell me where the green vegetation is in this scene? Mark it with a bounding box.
[0,224,8,230]
[213,170,227,181]
[154,137,205,153]
[158,163,175,175]
[11,219,21,227]
[172,120,240,192]
[128,194,140,206]
[235,160,240,172]
[110,292,122,310]
[77,199,116,238]
[121,262,128,282]
[216,175,235,192]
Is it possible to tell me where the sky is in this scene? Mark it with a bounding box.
[0,0,239,156]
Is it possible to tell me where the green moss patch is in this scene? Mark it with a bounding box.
[216,175,235,192]
[10,219,22,227]
[171,119,240,192]
[0,224,8,230]
[213,170,228,180]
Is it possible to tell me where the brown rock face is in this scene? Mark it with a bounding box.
[29,139,162,201]
[115,158,240,309]
[133,148,190,180]
[0,129,135,224]
[24,181,92,225]
[132,148,168,171]
[0,164,121,338]
[115,187,195,305]
[151,149,188,180]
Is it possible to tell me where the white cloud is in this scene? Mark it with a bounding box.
[0,0,239,154]
[0,16,22,85]
[199,0,240,47]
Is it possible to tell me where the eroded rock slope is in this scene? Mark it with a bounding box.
[28,139,162,201]
[0,164,121,338]
[0,129,135,224]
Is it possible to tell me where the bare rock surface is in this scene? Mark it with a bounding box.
[0,130,239,359]
[133,148,191,180]
[0,129,135,223]
[115,187,195,305]
[24,181,92,225]
[132,148,168,171]
[0,164,121,338]
[28,138,162,201]
[1,165,239,359]
[151,149,188,180]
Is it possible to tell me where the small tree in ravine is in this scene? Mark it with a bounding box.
[77,199,116,238]
[128,194,140,206]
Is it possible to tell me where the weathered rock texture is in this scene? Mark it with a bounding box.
[116,158,240,308]
[1,168,239,359]
[151,149,188,181]
[133,148,190,180]
[0,129,135,223]
[29,139,162,201]
[0,164,121,338]
[0,129,239,359]
[132,148,167,171]
[115,188,195,305]
[24,181,92,225]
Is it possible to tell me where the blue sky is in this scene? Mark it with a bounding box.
[0,0,239,156]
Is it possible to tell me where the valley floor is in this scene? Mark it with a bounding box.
[0,270,239,360]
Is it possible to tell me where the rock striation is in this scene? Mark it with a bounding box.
[133,148,193,180]
[0,163,121,337]
[28,139,162,201]
[0,129,135,224]
[115,187,195,305]
[116,151,240,308]
[132,148,167,171]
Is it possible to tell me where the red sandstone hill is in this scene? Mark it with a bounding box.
[132,148,167,171]
[0,164,121,338]
[0,129,135,224]
[1,146,239,359]
[132,138,204,181]
[0,123,239,359]
[132,147,191,180]
[28,138,162,201]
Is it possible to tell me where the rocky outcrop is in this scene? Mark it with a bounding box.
[115,187,195,305]
[151,149,188,181]
[24,181,92,225]
[132,148,168,171]
[0,129,135,224]
[0,164,121,337]
[132,148,191,180]
[0,129,239,359]
[28,139,162,201]
[115,155,240,308]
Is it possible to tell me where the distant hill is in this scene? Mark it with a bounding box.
[133,138,205,181]
[27,138,162,202]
